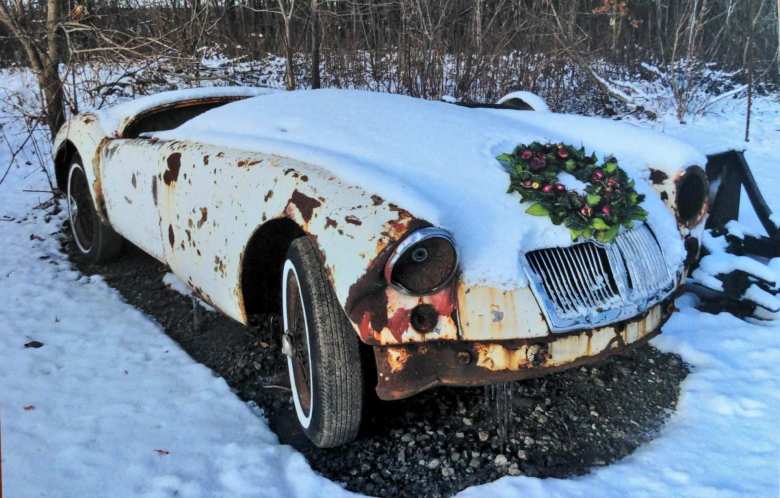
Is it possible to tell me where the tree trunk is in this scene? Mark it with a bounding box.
[284,18,296,90]
[310,0,321,89]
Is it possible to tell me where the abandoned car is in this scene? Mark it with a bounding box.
[54,87,723,448]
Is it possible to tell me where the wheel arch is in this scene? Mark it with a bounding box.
[53,140,80,192]
[238,217,306,320]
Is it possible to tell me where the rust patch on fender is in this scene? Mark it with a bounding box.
[345,215,363,226]
[387,308,411,342]
[91,138,111,222]
[197,207,208,228]
[163,153,182,185]
[237,159,261,168]
[346,249,392,341]
[288,190,322,222]
[649,168,669,185]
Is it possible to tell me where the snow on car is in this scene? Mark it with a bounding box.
[52,87,713,447]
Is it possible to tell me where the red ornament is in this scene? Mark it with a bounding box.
[591,169,605,182]
[557,147,569,159]
[554,183,566,193]
[519,149,533,160]
[607,177,620,188]
[579,206,593,218]
[601,205,612,217]
[542,184,554,193]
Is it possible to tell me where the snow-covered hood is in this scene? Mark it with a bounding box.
[154,89,703,288]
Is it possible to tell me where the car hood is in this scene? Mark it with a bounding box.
[154,89,703,288]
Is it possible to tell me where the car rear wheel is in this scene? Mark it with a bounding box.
[66,161,123,263]
[281,236,364,447]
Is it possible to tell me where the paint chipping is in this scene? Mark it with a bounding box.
[345,215,363,226]
[237,159,261,168]
[649,168,669,185]
[197,208,208,228]
[163,153,182,185]
[288,190,322,222]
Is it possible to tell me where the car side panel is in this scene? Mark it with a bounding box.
[99,139,167,260]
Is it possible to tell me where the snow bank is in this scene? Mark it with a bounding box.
[96,87,277,137]
[155,89,695,287]
[0,194,356,498]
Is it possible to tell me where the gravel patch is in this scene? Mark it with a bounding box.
[62,228,689,498]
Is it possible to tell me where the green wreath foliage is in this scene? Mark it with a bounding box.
[496,142,647,243]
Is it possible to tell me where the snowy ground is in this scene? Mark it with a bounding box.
[1,65,779,497]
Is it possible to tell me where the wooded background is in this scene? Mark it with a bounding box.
[1,0,778,135]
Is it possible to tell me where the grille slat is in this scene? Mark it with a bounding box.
[524,224,676,332]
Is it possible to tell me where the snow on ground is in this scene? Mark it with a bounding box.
[1,66,779,497]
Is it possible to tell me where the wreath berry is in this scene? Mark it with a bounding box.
[496,142,647,243]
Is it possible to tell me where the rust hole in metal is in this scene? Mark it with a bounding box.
[163,153,182,185]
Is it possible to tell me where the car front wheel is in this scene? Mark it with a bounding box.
[66,160,123,262]
[281,236,364,447]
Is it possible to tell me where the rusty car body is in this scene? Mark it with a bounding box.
[52,87,713,446]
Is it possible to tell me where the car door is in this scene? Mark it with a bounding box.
[98,138,167,261]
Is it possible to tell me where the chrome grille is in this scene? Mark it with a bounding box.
[524,224,676,332]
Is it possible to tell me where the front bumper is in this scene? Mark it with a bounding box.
[373,298,675,400]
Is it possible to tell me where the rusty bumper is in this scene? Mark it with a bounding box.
[373,299,674,400]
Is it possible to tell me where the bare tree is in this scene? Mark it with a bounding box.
[0,0,66,137]
[310,0,321,88]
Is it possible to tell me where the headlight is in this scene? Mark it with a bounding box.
[676,165,709,227]
[384,227,458,295]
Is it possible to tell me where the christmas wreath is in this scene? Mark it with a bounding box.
[496,142,647,243]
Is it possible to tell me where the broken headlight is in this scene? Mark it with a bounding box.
[676,165,709,227]
[385,227,458,295]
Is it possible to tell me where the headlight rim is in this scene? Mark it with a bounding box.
[675,165,709,228]
[384,227,459,295]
